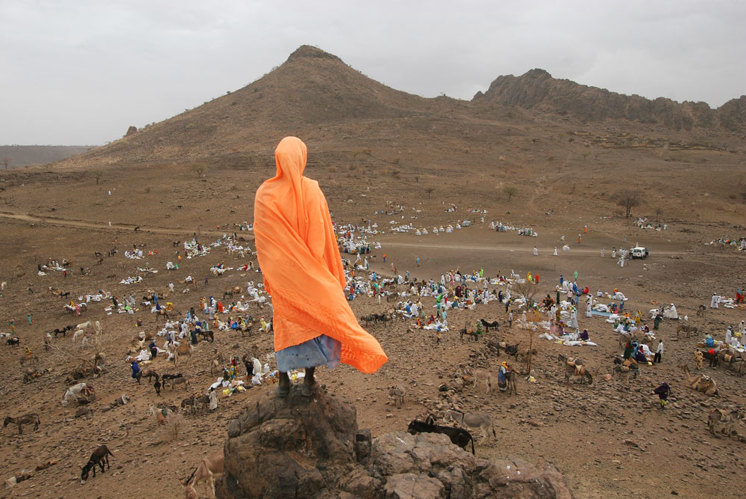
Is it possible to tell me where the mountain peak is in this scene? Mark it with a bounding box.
[287,45,342,63]
[524,68,552,79]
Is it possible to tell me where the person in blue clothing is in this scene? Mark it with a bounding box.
[131,360,141,384]
[149,340,157,359]
[497,361,511,392]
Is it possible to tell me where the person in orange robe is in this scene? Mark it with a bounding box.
[254,137,388,397]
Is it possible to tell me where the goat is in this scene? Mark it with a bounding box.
[676,324,698,339]
[80,445,113,483]
[408,418,475,454]
[480,319,500,332]
[6,337,20,346]
[388,385,405,409]
[360,314,376,325]
[694,350,704,370]
[443,409,497,441]
[489,341,519,356]
[72,329,86,344]
[3,413,40,434]
[464,367,493,394]
[184,452,224,498]
[53,325,74,337]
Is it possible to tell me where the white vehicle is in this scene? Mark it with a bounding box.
[630,246,649,259]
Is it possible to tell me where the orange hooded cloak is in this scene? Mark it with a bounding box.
[253,137,387,374]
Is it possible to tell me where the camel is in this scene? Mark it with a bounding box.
[173,342,192,366]
[680,364,718,396]
[708,409,737,437]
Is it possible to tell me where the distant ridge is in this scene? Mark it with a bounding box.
[0,145,92,168]
[473,68,746,132]
[53,45,744,169]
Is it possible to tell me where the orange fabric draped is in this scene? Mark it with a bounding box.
[253,137,387,374]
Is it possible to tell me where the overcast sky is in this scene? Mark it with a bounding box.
[2,0,744,145]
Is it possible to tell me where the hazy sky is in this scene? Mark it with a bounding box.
[2,0,744,145]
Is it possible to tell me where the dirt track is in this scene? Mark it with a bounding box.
[0,210,228,238]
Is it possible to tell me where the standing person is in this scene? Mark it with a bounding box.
[149,340,158,360]
[654,339,664,364]
[26,314,32,325]
[654,313,663,330]
[254,137,388,398]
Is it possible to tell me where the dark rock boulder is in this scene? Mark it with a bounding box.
[218,387,572,498]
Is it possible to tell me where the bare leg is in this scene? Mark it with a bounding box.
[277,371,290,397]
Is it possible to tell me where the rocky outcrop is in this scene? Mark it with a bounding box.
[218,387,572,498]
[474,68,744,132]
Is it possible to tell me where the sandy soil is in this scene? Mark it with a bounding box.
[0,155,744,499]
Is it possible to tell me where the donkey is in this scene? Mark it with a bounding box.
[3,413,40,434]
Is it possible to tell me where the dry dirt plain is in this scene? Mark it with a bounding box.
[0,148,744,499]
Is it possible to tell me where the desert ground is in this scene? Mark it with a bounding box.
[0,147,744,499]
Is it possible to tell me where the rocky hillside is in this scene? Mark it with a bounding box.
[51,45,745,172]
[59,45,450,168]
[473,68,746,132]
